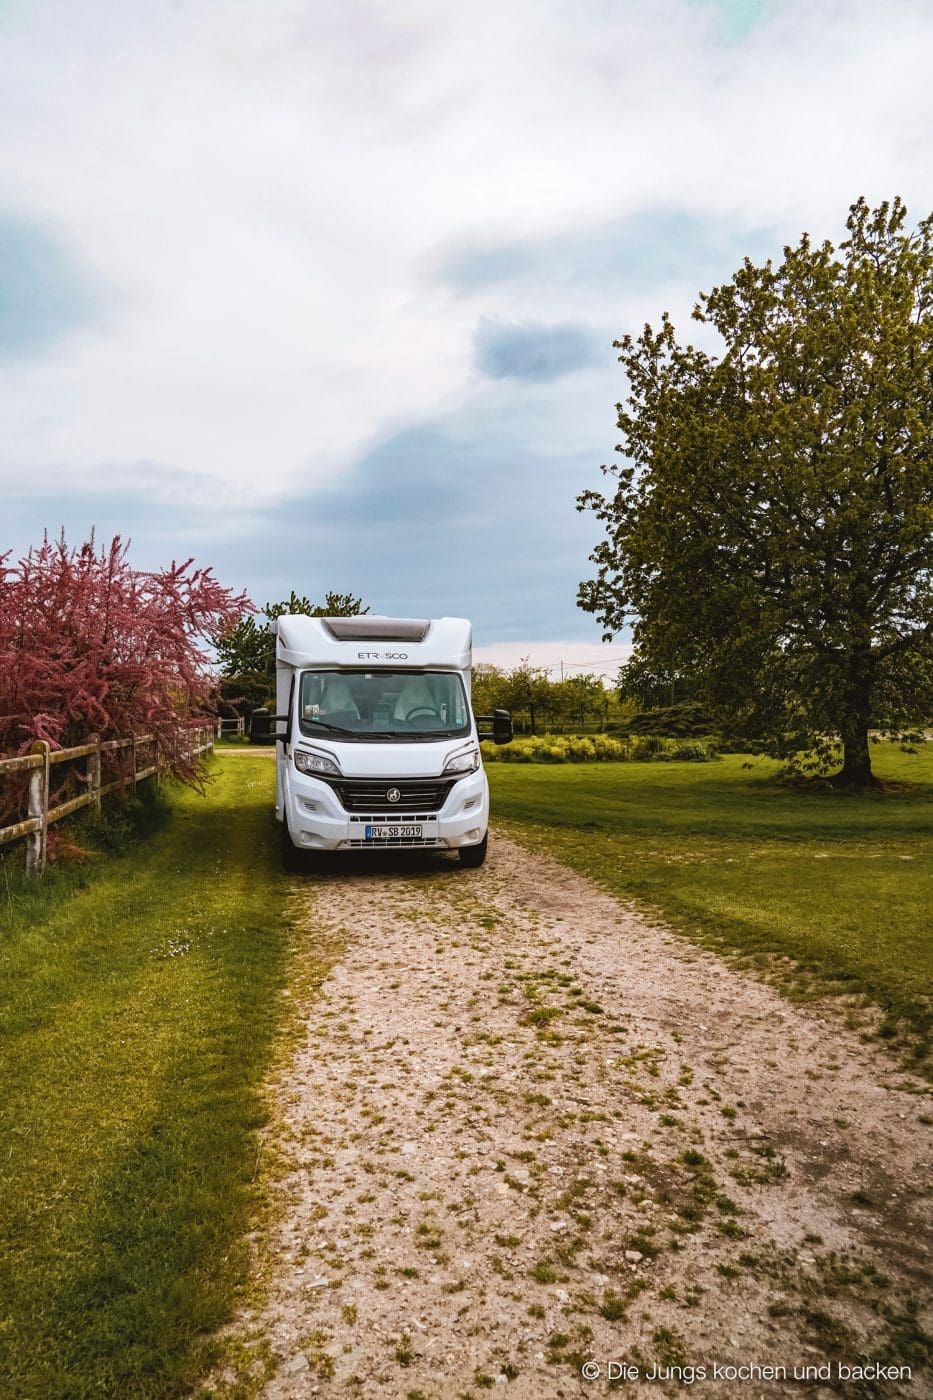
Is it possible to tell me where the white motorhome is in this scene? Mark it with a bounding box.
[251,615,511,871]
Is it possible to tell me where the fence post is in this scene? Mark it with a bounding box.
[25,740,50,877]
[132,734,140,786]
[88,733,101,811]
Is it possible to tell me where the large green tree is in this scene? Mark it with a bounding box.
[215,590,368,711]
[578,197,932,786]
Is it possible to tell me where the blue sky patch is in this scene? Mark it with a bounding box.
[241,398,609,640]
[689,0,775,42]
[683,0,767,41]
[474,317,603,382]
[438,208,777,302]
[0,213,98,361]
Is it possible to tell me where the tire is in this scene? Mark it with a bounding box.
[281,818,308,873]
[458,832,488,868]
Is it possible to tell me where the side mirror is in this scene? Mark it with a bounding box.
[492,708,513,745]
[249,709,288,744]
[475,707,513,745]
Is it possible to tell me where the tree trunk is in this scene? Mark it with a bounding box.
[834,726,875,787]
[832,658,876,788]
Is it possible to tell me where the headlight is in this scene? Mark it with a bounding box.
[443,747,480,776]
[294,748,341,778]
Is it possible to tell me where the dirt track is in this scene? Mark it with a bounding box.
[212,832,931,1398]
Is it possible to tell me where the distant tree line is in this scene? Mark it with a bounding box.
[471,663,630,735]
[473,661,729,738]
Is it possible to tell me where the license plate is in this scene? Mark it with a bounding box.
[364,824,423,840]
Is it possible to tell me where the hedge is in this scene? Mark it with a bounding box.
[481,734,720,764]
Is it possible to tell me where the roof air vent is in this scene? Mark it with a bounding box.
[321,617,430,643]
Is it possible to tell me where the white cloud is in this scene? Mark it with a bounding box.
[0,0,930,505]
[474,639,632,683]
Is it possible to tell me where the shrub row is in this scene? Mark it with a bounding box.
[481,734,720,764]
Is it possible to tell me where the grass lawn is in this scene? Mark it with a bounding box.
[489,745,933,1056]
[0,756,302,1398]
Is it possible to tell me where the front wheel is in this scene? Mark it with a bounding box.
[458,832,488,868]
[281,818,309,873]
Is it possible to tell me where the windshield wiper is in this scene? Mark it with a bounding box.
[303,724,413,741]
[357,730,417,742]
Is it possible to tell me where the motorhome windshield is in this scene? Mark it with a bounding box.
[297,670,471,742]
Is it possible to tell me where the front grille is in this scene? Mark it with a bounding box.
[330,777,456,814]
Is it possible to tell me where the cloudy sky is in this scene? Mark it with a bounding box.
[2,0,931,674]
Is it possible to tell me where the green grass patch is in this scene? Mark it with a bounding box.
[0,757,304,1397]
[489,745,932,1055]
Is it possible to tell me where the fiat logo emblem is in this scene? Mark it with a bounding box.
[386,787,401,803]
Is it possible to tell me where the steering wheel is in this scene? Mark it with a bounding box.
[405,707,439,721]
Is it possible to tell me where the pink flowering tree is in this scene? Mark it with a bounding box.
[0,534,251,791]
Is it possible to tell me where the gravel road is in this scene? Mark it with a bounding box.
[213,832,931,1399]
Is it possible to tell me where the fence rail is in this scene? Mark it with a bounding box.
[215,716,246,737]
[0,725,214,876]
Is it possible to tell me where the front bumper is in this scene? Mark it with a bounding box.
[284,767,488,851]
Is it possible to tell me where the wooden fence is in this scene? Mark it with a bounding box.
[215,716,246,737]
[0,724,214,876]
